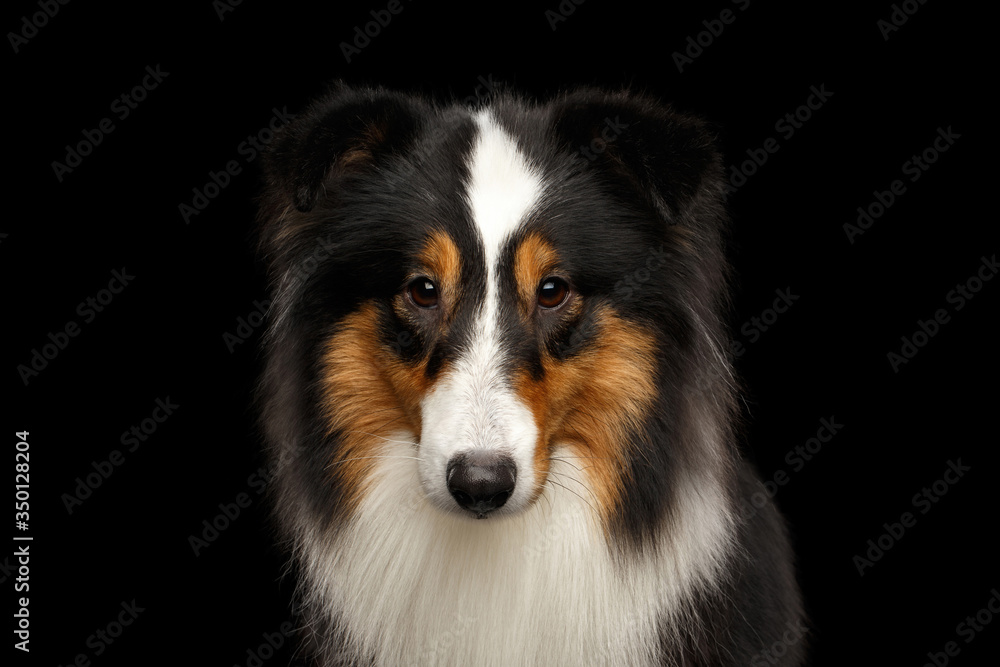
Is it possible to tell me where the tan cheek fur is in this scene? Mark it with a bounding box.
[318,306,430,512]
[513,234,658,524]
[318,231,461,512]
[514,312,658,523]
[321,231,657,523]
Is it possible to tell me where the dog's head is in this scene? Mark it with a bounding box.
[258,84,733,535]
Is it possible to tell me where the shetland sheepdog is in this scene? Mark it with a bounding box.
[256,83,805,666]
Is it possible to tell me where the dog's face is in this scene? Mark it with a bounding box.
[259,86,728,530]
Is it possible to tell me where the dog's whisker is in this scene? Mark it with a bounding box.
[343,431,418,447]
[547,470,601,503]
[324,454,423,471]
[545,456,584,472]
[546,468,587,486]
[546,453,614,461]
[545,478,599,516]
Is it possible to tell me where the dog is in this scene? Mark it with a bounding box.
[256,82,805,666]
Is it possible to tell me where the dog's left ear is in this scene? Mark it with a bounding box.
[548,89,724,225]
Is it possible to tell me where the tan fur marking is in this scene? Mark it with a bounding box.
[417,230,462,305]
[338,121,389,170]
[339,147,371,169]
[513,233,560,317]
[515,309,658,524]
[320,303,429,512]
[320,231,461,512]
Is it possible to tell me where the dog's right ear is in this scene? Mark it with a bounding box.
[262,82,424,213]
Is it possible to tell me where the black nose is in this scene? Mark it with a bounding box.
[447,452,516,518]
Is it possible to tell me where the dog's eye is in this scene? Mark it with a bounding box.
[537,277,569,309]
[408,278,439,308]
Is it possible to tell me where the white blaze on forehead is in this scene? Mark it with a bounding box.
[465,110,545,270]
[416,110,546,514]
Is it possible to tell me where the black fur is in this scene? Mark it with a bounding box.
[257,83,805,666]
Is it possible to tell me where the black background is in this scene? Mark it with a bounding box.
[5,1,996,665]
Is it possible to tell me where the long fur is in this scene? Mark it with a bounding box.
[256,83,805,666]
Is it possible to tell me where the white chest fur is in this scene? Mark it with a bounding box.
[299,440,734,667]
